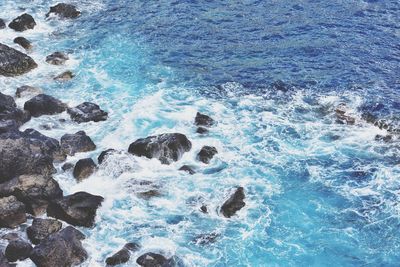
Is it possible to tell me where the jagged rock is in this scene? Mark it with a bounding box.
[30,226,87,267]
[128,133,192,164]
[0,43,37,76]
[47,191,104,227]
[105,242,140,266]
[46,3,81,19]
[24,94,67,117]
[136,252,168,267]
[60,131,96,156]
[45,51,69,65]
[67,102,108,123]
[0,196,26,228]
[196,127,208,134]
[179,165,195,175]
[0,19,5,29]
[13,37,32,50]
[8,14,36,32]
[194,112,214,127]
[54,70,74,81]
[197,146,218,164]
[73,158,96,181]
[27,218,62,244]
[97,149,116,164]
[220,187,245,218]
[15,85,42,98]
[5,239,33,262]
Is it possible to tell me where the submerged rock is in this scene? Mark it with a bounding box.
[0,43,37,76]
[196,127,209,134]
[8,14,36,32]
[105,242,140,266]
[73,158,97,181]
[0,196,26,228]
[45,51,68,65]
[67,102,108,123]
[194,112,215,127]
[271,80,291,92]
[47,191,104,227]
[136,252,168,267]
[220,187,245,218]
[193,232,220,245]
[0,19,5,29]
[60,131,96,156]
[61,162,74,171]
[46,3,81,19]
[5,239,33,262]
[137,190,162,200]
[197,146,218,164]
[16,85,42,98]
[128,133,192,164]
[98,148,116,164]
[24,94,67,117]
[27,218,62,245]
[14,37,32,50]
[335,104,355,125]
[179,165,195,175]
[54,70,74,81]
[30,226,87,267]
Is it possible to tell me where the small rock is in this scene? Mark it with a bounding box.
[197,146,218,164]
[46,3,81,19]
[193,232,220,245]
[27,218,62,245]
[196,127,209,134]
[220,187,245,218]
[200,205,208,213]
[13,37,32,50]
[24,94,67,117]
[97,149,116,164]
[15,85,42,98]
[0,19,5,29]
[73,158,97,181]
[271,80,291,92]
[105,242,140,266]
[45,52,68,65]
[136,252,168,267]
[5,239,33,262]
[0,196,26,228]
[179,165,195,175]
[62,162,74,171]
[54,70,74,81]
[8,14,36,32]
[137,190,162,200]
[60,131,96,156]
[0,43,37,76]
[67,102,108,123]
[194,112,215,127]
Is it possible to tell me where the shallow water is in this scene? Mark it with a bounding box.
[1,0,400,266]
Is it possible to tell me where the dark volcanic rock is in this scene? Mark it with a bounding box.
[0,43,37,76]
[0,19,5,29]
[16,85,42,98]
[105,242,140,266]
[179,165,195,175]
[0,120,18,133]
[137,190,162,200]
[197,146,218,164]
[200,205,208,213]
[196,127,208,134]
[128,133,192,164]
[97,148,116,164]
[220,187,245,218]
[0,196,26,228]
[23,128,66,161]
[45,51,68,65]
[46,3,81,19]
[61,162,74,171]
[47,191,104,227]
[68,102,108,123]
[5,239,33,262]
[60,131,96,156]
[27,218,62,245]
[73,158,96,181]
[193,232,220,245]
[13,37,32,50]
[0,92,30,126]
[8,14,36,32]
[54,70,74,81]
[0,92,15,107]
[136,252,168,267]
[30,226,88,267]
[194,112,215,127]
[24,94,67,117]
[0,251,13,267]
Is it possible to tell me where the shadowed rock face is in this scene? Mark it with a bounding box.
[24,94,67,117]
[5,239,33,262]
[0,196,26,228]
[46,3,81,19]
[27,218,62,245]
[0,43,37,76]
[8,13,36,32]
[220,187,245,218]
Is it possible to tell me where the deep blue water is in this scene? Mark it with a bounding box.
[1,0,400,266]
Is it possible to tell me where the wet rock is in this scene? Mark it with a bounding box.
[0,120,18,134]
[62,162,74,171]
[24,94,67,117]
[375,134,392,142]
[45,52,68,65]
[0,92,15,107]
[47,191,104,227]
[13,37,32,50]
[197,146,218,164]
[220,187,245,218]
[54,70,74,81]
[137,190,162,200]
[30,226,87,267]
[67,102,108,123]
[0,196,26,228]
[193,232,220,245]
[128,133,192,164]
[0,251,13,267]
[15,85,42,98]
[136,252,168,267]
[22,128,66,161]
[196,127,208,134]
[0,19,5,29]
[98,149,116,164]
[335,104,355,125]
[5,239,33,262]
[8,14,36,32]
[200,205,208,213]
[0,43,37,76]
[194,112,215,127]
[27,218,62,245]
[179,165,195,175]
[0,174,63,215]
[60,131,96,156]
[46,3,81,19]
[105,242,140,266]
[73,158,96,181]
[0,92,30,126]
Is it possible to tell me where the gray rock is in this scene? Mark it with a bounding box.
[196,146,218,164]
[54,70,74,81]
[24,94,67,117]
[0,43,37,76]
[220,187,245,218]
[97,149,116,164]
[46,3,81,19]
[105,242,140,266]
[194,112,214,127]
[5,239,33,262]
[67,102,108,123]
[0,196,26,228]
[0,19,5,29]
[60,131,96,156]
[45,52,68,65]
[8,14,36,32]
[27,218,62,244]
[136,252,168,267]
[13,37,32,50]
[15,85,42,98]
[73,158,96,181]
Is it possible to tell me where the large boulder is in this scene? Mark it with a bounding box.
[8,14,36,32]
[30,226,88,267]
[15,85,42,98]
[73,158,96,181]
[67,102,108,123]
[196,146,218,164]
[14,37,32,50]
[105,242,140,266]
[0,92,31,127]
[0,196,26,228]
[47,191,104,227]
[60,131,96,156]
[0,174,63,215]
[220,187,245,218]
[128,133,192,164]
[0,43,37,76]
[24,94,67,117]
[27,218,62,244]
[46,3,81,19]
[5,239,33,262]
[136,252,169,267]
[45,52,68,65]
[194,112,215,127]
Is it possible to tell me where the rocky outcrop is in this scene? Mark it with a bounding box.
[68,102,108,123]
[0,43,37,76]
[47,191,104,227]
[73,158,96,181]
[46,3,81,19]
[30,226,88,267]
[60,131,96,156]
[27,218,62,244]
[105,242,140,266]
[197,146,218,164]
[220,187,245,218]
[45,52,68,65]
[8,14,36,32]
[5,239,33,262]
[22,128,66,161]
[179,165,195,175]
[136,252,169,267]
[14,37,32,50]
[15,85,42,98]
[24,94,67,117]
[195,112,215,127]
[54,70,74,81]
[128,133,192,164]
[0,196,26,228]
[0,19,5,29]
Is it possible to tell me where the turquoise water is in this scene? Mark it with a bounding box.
[1,0,400,266]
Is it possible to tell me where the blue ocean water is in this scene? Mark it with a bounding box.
[1,0,400,266]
